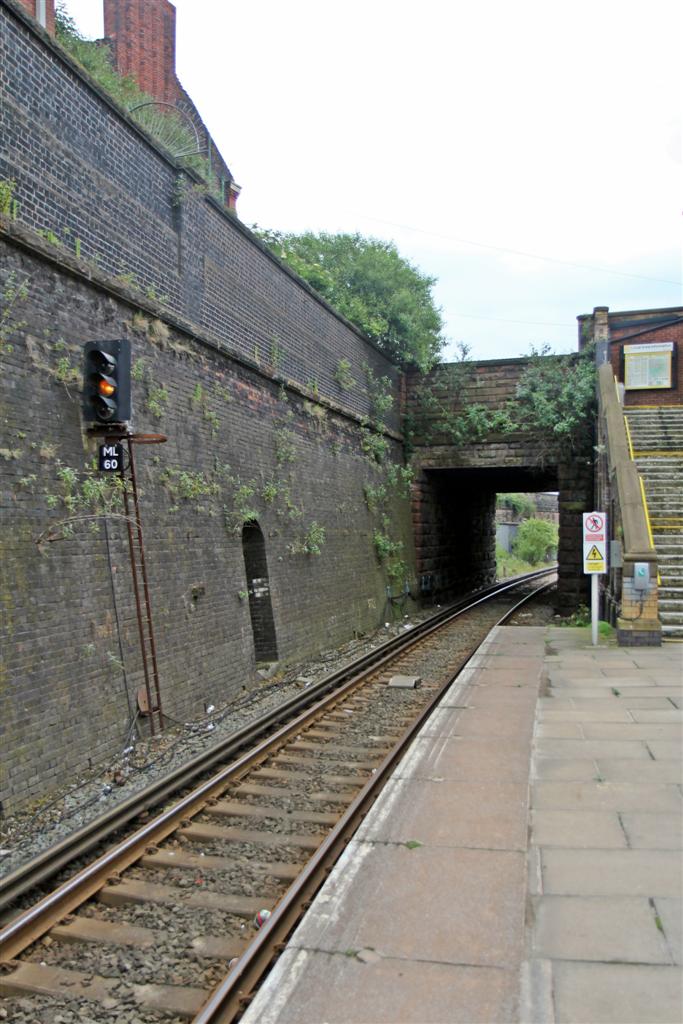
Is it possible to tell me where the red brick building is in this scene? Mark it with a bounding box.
[14,0,55,33]
[579,306,683,407]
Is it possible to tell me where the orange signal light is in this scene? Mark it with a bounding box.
[98,379,116,398]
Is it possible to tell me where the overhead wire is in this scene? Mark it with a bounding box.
[340,210,682,287]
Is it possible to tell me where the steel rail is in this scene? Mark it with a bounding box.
[0,568,555,916]
[193,576,555,1022]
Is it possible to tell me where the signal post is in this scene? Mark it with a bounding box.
[83,340,165,735]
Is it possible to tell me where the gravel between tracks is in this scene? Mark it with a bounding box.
[1,583,557,880]
[1,580,557,1024]
[0,611,436,879]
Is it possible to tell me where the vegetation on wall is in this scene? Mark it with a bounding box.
[511,344,597,459]
[406,342,515,449]
[496,493,536,519]
[408,342,596,460]
[0,269,29,355]
[254,230,444,371]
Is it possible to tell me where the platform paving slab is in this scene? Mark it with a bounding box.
[530,809,629,848]
[539,848,682,896]
[532,895,672,963]
[532,779,682,813]
[242,949,519,1024]
[551,962,683,1024]
[620,812,683,850]
[355,777,528,851]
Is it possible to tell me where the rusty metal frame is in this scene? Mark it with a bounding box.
[119,434,164,734]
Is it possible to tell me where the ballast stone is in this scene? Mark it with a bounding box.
[388,675,422,689]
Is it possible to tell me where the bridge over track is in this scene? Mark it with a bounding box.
[405,358,594,615]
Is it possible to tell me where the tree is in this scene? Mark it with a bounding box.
[512,518,558,564]
[254,230,444,371]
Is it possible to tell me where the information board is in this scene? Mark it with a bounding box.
[624,342,673,390]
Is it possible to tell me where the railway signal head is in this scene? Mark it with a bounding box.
[83,339,131,424]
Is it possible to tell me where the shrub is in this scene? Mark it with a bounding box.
[512,518,558,564]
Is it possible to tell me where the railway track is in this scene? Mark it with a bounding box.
[0,570,554,1024]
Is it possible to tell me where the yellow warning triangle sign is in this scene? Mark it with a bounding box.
[586,545,603,562]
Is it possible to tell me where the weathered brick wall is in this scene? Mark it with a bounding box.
[0,0,413,812]
[0,233,415,813]
[0,0,398,428]
[609,325,683,408]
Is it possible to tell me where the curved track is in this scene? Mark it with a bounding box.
[0,570,554,1023]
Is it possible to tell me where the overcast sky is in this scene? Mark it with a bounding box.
[62,0,682,361]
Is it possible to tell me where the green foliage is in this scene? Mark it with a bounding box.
[146,385,169,419]
[289,520,326,556]
[373,516,408,581]
[254,230,444,370]
[270,338,284,372]
[334,358,355,390]
[511,344,597,456]
[261,480,279,503]
[495,544,537,579]
[161,468,219,503]
[406,344,512,448]
[44,464,126,536]
[360,424,390,464]
[363,482,387,514]
[225,483,258,532]
[275,427,297,465]
[560,604,590,627]
[0,178,17,217]
[1,271,30,354]
[131,359,146,382]
[512,518,558,564]
[363,363,394,422]
[496,492,536,519]
[54,355,80,385]
[384,462,414,496]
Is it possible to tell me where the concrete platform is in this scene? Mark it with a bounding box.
[241,627,682,1024]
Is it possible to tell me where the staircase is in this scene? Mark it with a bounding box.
[625,406,683,640]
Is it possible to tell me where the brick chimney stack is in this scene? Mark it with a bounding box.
[16,0,55,34]
[103,0,178,105]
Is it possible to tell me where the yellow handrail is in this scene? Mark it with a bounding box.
[639,476,661,584]
[624,416,635,461]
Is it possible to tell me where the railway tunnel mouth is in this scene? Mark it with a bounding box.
[411,462,587,611]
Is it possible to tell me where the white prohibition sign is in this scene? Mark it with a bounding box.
[585,513,603,533]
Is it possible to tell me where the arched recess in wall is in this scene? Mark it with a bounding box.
[241,522,278,663]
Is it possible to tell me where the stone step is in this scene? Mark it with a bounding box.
[660,613,683,623]
[630,431,683,438]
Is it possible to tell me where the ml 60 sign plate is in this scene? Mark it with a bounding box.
[583,511,607,574]
[99,443,123,472]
